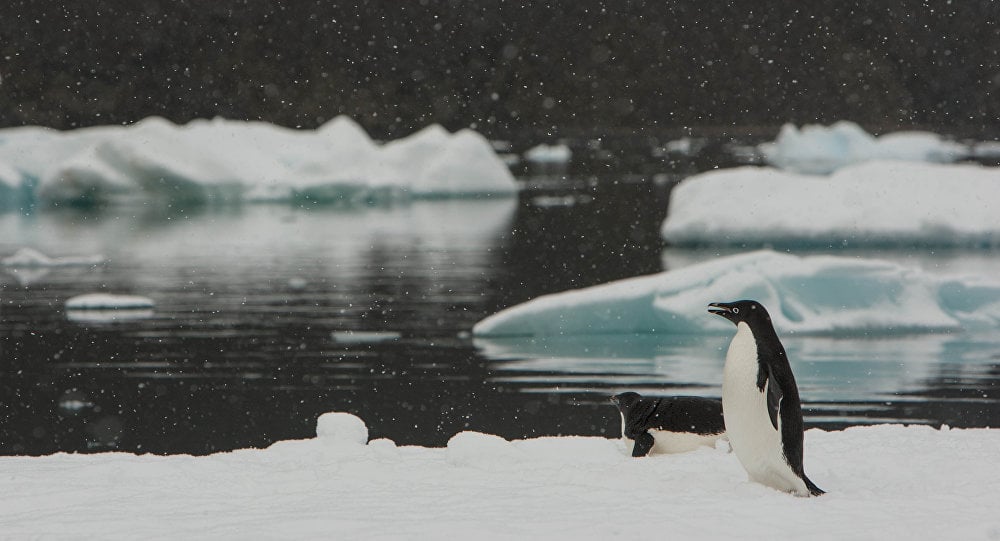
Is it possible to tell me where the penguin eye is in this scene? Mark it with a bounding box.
[732,307,740,314]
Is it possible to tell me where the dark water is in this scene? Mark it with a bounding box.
[1,179,999,455]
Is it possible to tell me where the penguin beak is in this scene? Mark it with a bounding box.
[708,302,736,321]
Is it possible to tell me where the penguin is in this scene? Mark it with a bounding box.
[610,391,726,457]
[708,300,824,497]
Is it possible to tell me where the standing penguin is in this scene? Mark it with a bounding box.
[708,300,824,496]
[611,392,726,457]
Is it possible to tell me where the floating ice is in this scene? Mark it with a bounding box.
[65,292,156,323]
[331,330,402,344]
[524,142,572,163]
[65,293,155,310]
[472,250,1000,337]
[760,121,967,174]
[661,161,1000,247]
[0,116,518,207]
[0,415,997,538]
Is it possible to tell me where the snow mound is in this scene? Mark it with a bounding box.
[446,431,524,467]
[315,412,368,445]
[661,161,1000,247]
[65,293,155,310]
[472,250,1000,337]
[0,116,518,207]
[760,121,967,174]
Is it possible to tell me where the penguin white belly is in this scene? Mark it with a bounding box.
[648,430,724,454]
[722,323,808,495]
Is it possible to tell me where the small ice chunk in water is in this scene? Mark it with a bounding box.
[332,330,401,344]
[66,293,155,310]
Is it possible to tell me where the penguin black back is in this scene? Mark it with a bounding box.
[611,392,725,457]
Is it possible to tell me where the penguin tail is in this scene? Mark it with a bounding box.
[804,476,825,497]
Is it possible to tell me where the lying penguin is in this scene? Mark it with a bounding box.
[611,391,726,457]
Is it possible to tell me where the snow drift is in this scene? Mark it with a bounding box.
[0,412,997,539]
[0,117,518,206]
[660,161,1000,247]
[760,121,967,174]
[472,250,1000,337]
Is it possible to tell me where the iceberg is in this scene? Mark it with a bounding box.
[0,116,518,207]
[661,161,1000,247]
[760,121,967,174]
[472,250,1000,337]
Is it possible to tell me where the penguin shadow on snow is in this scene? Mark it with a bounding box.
[708,299,825,497]
[610,391,727,457]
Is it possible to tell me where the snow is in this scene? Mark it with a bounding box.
[661,161,1000,247]
[0,412,997,539]
[0,116,518,206]
[760,121,967,174]
[472,250,1000,337]
[524,142,572,163]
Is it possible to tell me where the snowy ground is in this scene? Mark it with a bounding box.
[1,413,998,540]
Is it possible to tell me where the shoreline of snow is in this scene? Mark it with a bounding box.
[0,413,997,539]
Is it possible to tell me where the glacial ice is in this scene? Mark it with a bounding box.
[760,121,968,174]
[0,116,518,206]
[472,250,1000,337]
[660,161,1000,247]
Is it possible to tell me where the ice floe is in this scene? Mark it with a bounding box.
[0,116,518,207]
[473,250,1000,337]
[524,142,572,164]
[760,121,968,174]
[661,161,1000,247]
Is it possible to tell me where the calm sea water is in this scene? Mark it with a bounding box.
[1,179,998,455]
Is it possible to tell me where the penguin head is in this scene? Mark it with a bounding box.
[707,299,771,326]
[610,392,641,413]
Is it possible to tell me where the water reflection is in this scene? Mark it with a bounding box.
[475,330,1000,427]
[1,192,999,455]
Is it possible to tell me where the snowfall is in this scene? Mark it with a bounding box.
[3,120,1000,538]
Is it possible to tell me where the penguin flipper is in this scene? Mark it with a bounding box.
[632,431,655,457]
[764,369,782,431]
